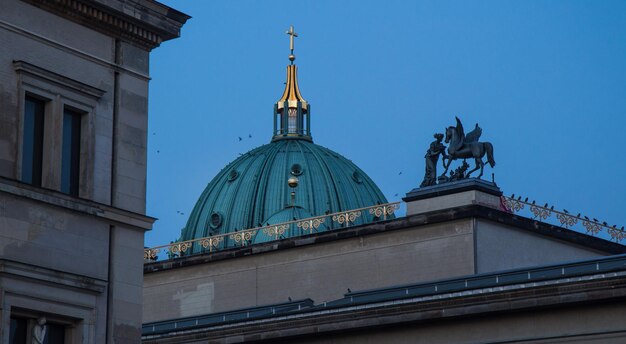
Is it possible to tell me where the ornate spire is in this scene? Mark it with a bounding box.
[273,26,311,141]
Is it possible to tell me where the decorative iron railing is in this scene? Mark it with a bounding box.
[501,195,626,242]
[145,194,626,262]
[144,202,401,261]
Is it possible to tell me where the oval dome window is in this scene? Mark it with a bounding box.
[290,163,303,176]
[210,212,223,229]
[227,169,239,182]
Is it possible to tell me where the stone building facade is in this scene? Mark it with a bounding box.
[0,0,188,343]
[142,182,626,343]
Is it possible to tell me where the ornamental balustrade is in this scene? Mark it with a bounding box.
[501,195,626,242]
[145,195,626,262]
[144,202,401,261]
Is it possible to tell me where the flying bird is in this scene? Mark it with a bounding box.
[248,134,252,138]
[238,137,242,141]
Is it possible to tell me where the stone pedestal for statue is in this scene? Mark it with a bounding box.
[403,178,502,216]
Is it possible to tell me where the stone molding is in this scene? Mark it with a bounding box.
[0,259,107,293]
[0,176,155,230]
[14,60,106,99]
[21,0,190,50]
[403,178,502,202]
[142,272,626,343]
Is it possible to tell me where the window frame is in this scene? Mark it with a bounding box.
[9,307,77,344]
[21,94,48,187]
[14,61,102,198]
[60,106,86,197]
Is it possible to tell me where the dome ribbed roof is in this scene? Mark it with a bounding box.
[180,139,388,248]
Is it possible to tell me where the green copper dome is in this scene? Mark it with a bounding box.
[180,139,388,247]
[180,31,388,251]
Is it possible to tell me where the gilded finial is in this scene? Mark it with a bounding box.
[273,25,309,142]
[286,25,298,63]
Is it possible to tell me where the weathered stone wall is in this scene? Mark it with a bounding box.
[0,0,179,342]
[143,209,613,325]
[0,191,109,278]
[475,218,606,273]
[108,223,149,342]
[0,0,150,211]
[0,0,114,202]
[143,220,476,323]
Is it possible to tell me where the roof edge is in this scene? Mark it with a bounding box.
[145,204,626,273]
[21,0,191,50]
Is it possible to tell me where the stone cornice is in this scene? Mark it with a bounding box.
[21,0,190,50]
[142,272,626,342]
[0,258,107,293]
[14,60,106,99]
[0,176,156,230]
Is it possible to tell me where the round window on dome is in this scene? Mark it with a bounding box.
[352,171,363,184]
[290,163,303,176]
[227,169,239,182]
[209,212,223,229]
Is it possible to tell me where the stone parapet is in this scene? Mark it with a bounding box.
[404,178,502,216]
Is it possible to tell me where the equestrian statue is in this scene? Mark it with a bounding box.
[442,117,495,179]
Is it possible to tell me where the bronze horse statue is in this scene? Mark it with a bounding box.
[443,117,495,178]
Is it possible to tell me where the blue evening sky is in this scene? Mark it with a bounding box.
[145,0,626,247]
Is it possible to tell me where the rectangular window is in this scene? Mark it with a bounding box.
[46,323,66,344]
[9,317,27,344]
[9,317,66,344]
[21,96,45,186]
[61,108,82,196]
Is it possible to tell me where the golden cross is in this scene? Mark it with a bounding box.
[286,25,298,52]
